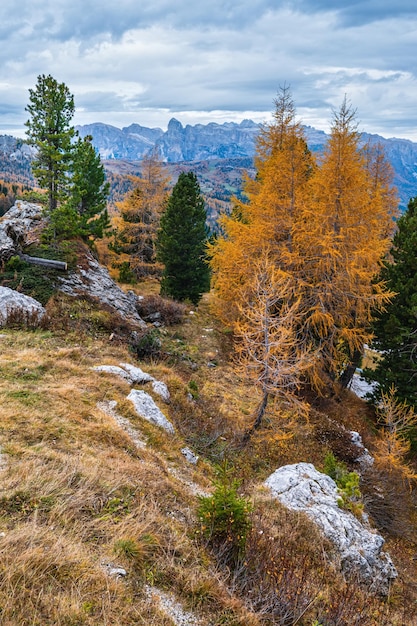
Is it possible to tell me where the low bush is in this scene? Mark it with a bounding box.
[136,294,187,326]
[197,464,252,566]
[129,327,162,360]
[323,451,363,516]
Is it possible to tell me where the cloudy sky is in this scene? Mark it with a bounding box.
[1,0,417,140]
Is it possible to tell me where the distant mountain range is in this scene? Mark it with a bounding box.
[76,119,417,209]
[0,119,416,210]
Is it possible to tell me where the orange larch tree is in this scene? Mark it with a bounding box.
[110,152,170,280]
[292,99,398,390]
[209,86,314,326]
[209,91,398,428]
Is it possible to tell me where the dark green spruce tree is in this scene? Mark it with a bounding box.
[68,135,110,240]
[156,172,210,304]
[364,197,417,408]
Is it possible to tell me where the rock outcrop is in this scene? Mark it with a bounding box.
[265,462,397,595]
[0,286,46,327]
[0,201,45,261]
[57,254,145,327]
[93,362,170,401]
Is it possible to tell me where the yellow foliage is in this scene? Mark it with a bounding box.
[374,387,417,484]
[109,153,170,279]
[209,90,398,396]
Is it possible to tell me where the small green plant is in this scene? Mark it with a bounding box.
[197,463,252,564]
[323,451,363,516]
[114,538,141,559]
[129,328,161,360]
[188,379,199,399]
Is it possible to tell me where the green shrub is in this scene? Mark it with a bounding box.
[323,451,363,516]
[129,328,162,360]
[197,464,252,564]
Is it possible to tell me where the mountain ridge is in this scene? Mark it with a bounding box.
[75,118,417,208]
[0,117,416,208]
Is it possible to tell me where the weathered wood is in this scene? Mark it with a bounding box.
[19,254,68,271]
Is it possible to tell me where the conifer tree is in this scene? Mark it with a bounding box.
[210,91,398,406]
[68,135,110,240]
[209,85,313,325]
[364,197,417,408]
[111,153,170,278]
[25,74,75,214]
[25,75,110,242]
[157,171,210,304]
[292,98,398,390]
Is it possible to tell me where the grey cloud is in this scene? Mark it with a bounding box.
[293,0,417,25]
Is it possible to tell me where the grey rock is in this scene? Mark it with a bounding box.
[350,431,374,469]
[0,201,45,261]
[94,362,170,402]
[93,365,133,383]
[0,286,46,327]
[119,362,154,383]
[151,379,170,402]
[102,561,127,578]
[265,462,397,595]
[57,253,145,326]
[127,389,174,434]
[181,447,199,465]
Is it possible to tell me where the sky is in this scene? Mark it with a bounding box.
[1,0,417,140]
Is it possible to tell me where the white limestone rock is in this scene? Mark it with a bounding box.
[0,201,45,261]
[265,462,397,595]
[351,431,374,469]
[151,379,170,402]
[181,447,199,465]
[102,561,127,578]
[93,365,134,383]
[350,372,378,399]
[93,362,170,402]
[119,362,154,384]
[127,389,174,434]
[0,286,46,327]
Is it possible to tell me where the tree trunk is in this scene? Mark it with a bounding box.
[242,391,269,444]
[339,348,362,389]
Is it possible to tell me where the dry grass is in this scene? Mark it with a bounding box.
[0,285,416,624]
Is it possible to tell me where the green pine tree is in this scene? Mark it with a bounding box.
[25,74,75,215]
[68,135,110,240]
[364,197,417,408]
[156,172,210,304]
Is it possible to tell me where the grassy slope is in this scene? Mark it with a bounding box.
[0,290,416,625]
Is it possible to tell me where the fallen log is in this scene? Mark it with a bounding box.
[19,254,68,271]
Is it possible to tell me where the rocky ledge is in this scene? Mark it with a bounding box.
[265,462,397,596]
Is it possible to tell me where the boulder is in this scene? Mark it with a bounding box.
[93,365,133,383]
[0,201,45,261]
[0,286,46,327]
[93,362,170,401]
[127,389,174,434]
[265,462,397,595]
[57,253,145,327]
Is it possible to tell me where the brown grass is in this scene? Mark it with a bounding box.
[0,284,416,624]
